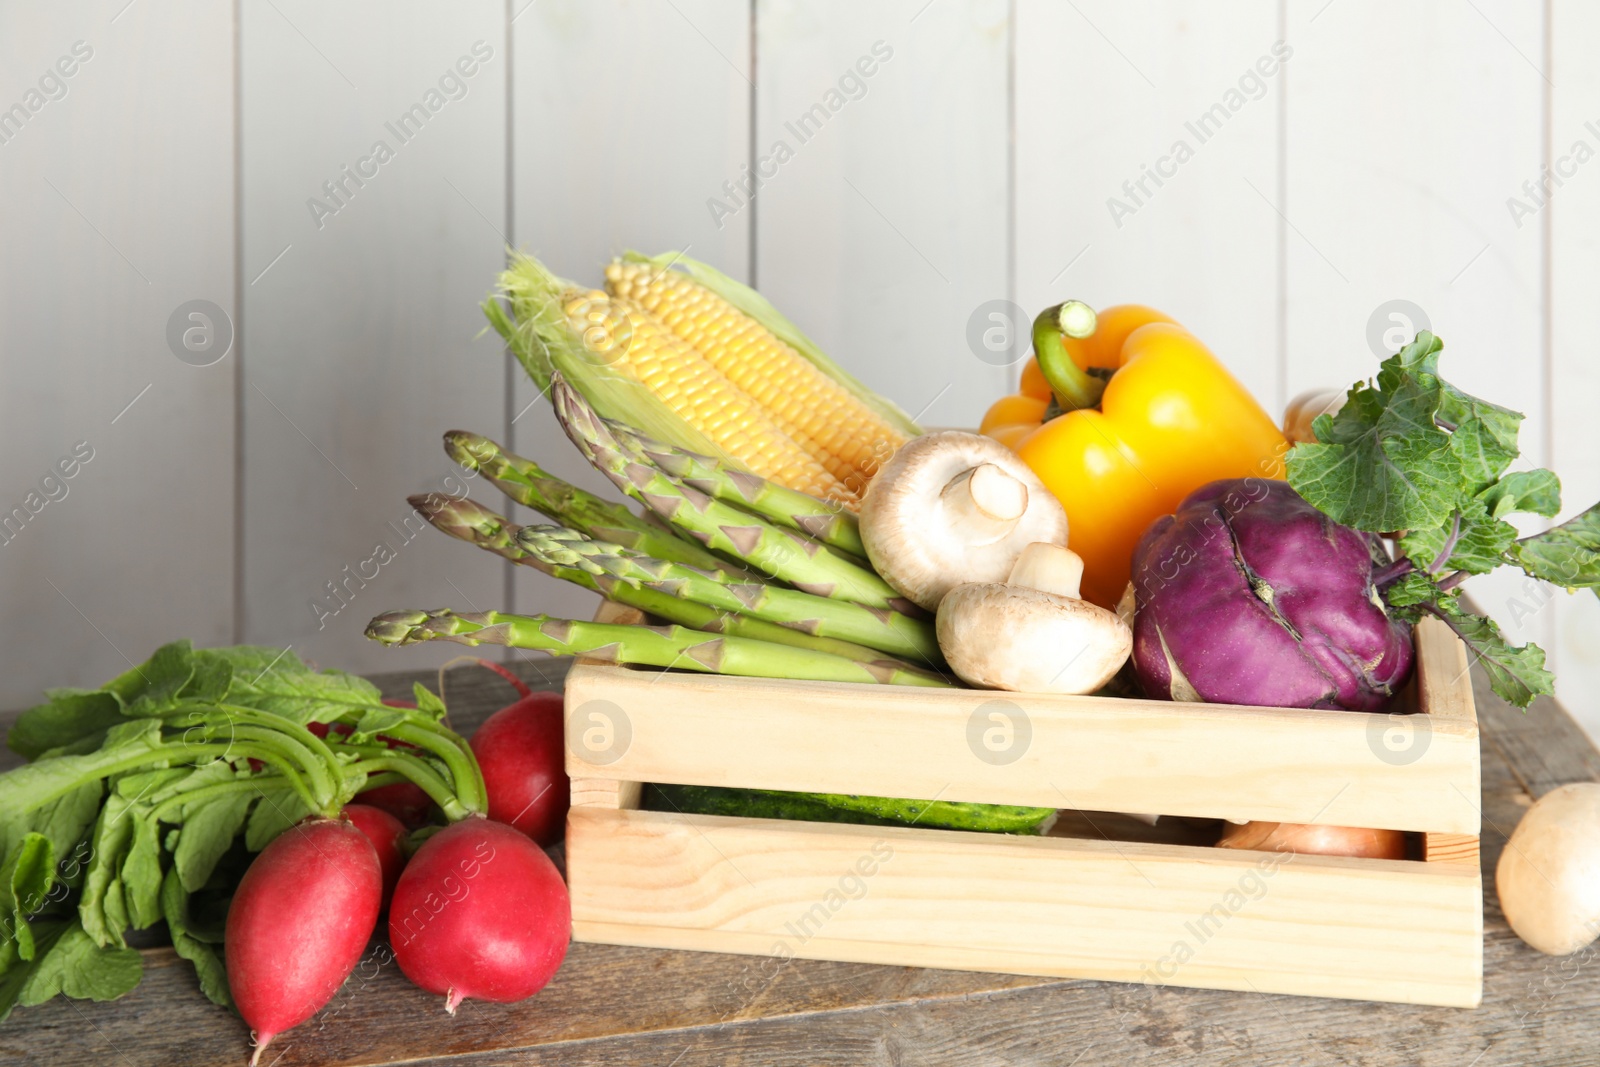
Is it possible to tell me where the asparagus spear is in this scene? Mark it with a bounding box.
[443,429,733,573]
[365,609,952,688]
[601,418,868,560]
[551,376,917,612]
[410,493,939,673]
[515,525,942,666]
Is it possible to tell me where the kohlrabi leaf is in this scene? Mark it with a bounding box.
[1513,503,1600,592]
[1380,333,1523,486]
[1292,332,1592,708]
[1482,468,1562,519]
[1432,595,1555,708]
[1381,572,1440,609]
[1448,410,1520,494]
[1289,339,1461,531]
[1398,502,1518,576]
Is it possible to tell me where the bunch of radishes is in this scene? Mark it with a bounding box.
[225,662,570,1065]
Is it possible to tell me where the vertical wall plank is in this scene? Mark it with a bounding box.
[509,0,752,624]
[1282,0,1549,685]
[241,1,508,675]
[0,1,234,708]
[1548,0,1600,741]
[1016,0,1283,412]
[755,0,1010,430]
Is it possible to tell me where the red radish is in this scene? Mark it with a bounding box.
[226,817,383,1065]
[388,818,569,1012]
[466,660,569,845]
[341,804,408,906]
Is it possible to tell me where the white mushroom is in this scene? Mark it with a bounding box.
[860,431,1067,611]
[1497,782,1600,955]
[936,542,1131,695]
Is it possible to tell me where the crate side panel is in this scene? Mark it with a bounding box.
[564,663,1481,834]
[567,809,1483,1008]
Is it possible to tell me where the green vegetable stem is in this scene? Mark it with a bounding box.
[0,640,489,1024]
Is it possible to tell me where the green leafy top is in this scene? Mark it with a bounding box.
[1288,331,1600,708]
[0,640,479,1025]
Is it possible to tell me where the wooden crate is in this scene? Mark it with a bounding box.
[564,603,1483,1008]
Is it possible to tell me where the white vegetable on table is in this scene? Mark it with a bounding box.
[1497,781,1600,955]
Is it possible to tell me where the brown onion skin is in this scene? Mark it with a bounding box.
[1216,821,1408,859]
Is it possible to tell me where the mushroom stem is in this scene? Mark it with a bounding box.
[1007,542,1085,600]
[940,464,1029,546]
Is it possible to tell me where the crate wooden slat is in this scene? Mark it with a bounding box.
[565,602,1484,1007]
[568,807,1483,1007]
[566,614,1480,834]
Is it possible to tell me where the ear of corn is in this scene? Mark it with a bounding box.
[620,251,928,489]
[606,257,911,493]
[623,251,922,439]
[488,253,851,505]
[487,254,722,461]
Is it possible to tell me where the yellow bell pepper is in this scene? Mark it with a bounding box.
[981,303,1288,609]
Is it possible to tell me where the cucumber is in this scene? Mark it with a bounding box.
[644,784,1056,835]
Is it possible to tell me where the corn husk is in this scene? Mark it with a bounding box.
[484,252,736,464]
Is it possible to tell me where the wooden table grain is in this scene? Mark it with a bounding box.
[5,656,1599,1067]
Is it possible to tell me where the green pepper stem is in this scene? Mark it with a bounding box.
[1032,301,1103,411]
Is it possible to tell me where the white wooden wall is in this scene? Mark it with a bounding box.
[2,1,1597,739]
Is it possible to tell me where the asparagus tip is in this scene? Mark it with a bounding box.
[365,610,434,646]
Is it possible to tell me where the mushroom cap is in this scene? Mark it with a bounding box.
[860,431,1068,611]
[936,582,1131,695]
[1497,781,1600,955]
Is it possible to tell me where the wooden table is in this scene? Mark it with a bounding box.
[5,656,1600,1067]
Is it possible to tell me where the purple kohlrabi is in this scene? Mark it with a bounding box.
[1130,478,1412,712]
